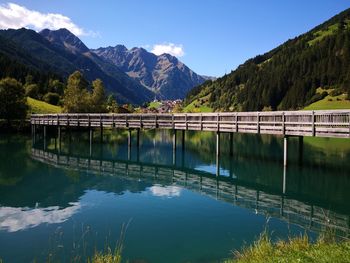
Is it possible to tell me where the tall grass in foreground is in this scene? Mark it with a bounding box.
[225,230,350,263]
[88,222,128,263]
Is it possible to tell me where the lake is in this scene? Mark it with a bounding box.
[0,129,349,262]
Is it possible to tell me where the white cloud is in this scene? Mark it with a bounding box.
[0,2,93,36]
[149,185,182,197]
[151,43,185,57]
[0,203,81,232]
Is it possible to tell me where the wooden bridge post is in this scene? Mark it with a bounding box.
[43,125,47,139]
[89,128,93,157]
[298,136,304,166]
[128,129,132,148]
[32,124,36,145]
[216,131,221,177]
[43,125,47,150]
[181,130,185,151]
[229,132,233,156]
[216,154,220,177]
[172,129,177,165]
[58,125,61,141]
[136,144,140,163]
[128,140,131,161]
[100,114,103,143]
[136,128,140,148]
[283,165,287,194]
[216,131,220,157]
[283,136,288,167]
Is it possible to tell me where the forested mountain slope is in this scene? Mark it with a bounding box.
[185,8,350,111]
[0,28,153,104]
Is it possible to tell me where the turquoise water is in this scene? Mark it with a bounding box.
[0,129,349,262]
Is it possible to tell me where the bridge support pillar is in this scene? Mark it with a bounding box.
[58,126,61,141]
[283,165,287,194]
[100,126,103,143]
[128,129,132,148]
[68,131,72,155]
[216,131,221,177]
[172,129,177,166]
[181,130,185,151]
[43,125,47,139]
[136,128,140,148]
[89,128,93,157]
[43,126,47,150]
[229,132,233,156]
[32,124,36,144]
[136,146,140,163]
[216,154,220,177]
[216,131,220,157]
[298,136,304,166]
[283,136,288,167]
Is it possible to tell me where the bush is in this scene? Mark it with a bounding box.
[43,92,60,105]
[0,78,27,123]
[307,91,328,104]
[25,84,39,99]
[330,89,343,96]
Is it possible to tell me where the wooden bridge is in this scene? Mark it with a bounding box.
[31,147,350,238]
[31,110,350,166]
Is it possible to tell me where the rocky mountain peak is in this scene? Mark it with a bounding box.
[92,45,206,99]
[40,28,89,54]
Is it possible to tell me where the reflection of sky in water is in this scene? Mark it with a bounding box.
[0,202,81,232]
[149,185,182,197]
[194,164,236,178]
[0,185,183,233]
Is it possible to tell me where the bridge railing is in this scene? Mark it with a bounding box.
[31,110,350,138]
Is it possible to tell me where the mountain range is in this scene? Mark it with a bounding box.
[0,28,207,104]
[185,8,350,111]
[92,45,207,99]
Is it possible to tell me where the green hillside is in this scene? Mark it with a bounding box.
[185,9,350,111]
[27,97,62,114]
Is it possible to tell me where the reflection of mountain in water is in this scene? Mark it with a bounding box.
[30,144,350,238]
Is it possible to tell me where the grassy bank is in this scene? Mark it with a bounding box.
[225,233,350,263]
[27,97,62,114]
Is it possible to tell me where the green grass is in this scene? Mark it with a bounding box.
[308,20,350,46]
[304,93,350,110]
[27,97,62,114]
[148,101,162,109]
[225,232,350,263]
[303,87,350,110]
[183,94,213,112]
[308,23,339,46]
[89,247,122,263]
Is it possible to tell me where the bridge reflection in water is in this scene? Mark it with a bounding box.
[31,135,350,239]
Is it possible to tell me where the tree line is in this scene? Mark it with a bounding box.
[0,71,121,124]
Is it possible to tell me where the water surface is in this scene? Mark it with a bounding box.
[0,130,349,262]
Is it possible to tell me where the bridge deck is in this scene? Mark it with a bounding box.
[31,110,350,138]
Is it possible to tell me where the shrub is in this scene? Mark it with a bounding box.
[43,92,60,105]
[25,84,39,99]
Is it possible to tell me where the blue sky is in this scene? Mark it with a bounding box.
[0,0,349,77]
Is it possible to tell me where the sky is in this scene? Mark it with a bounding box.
[0,0,349,77]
